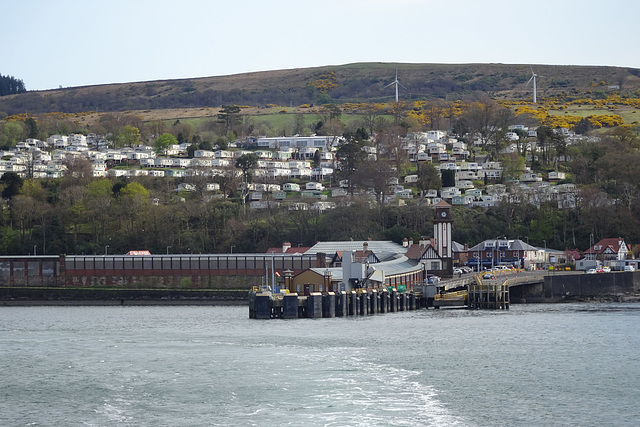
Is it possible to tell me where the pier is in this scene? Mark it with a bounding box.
[248,274,512,319]
[248,288,424,319]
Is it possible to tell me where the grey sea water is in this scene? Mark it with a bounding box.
[1,303,639,426]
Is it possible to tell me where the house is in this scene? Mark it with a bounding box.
[395,189,413,199]
[305,182,324,191]
[405,238,444,272]
[466,239,539,270]
[283,183,301,192]
[548,171,566,181]
[452,195,474,206]
[331,188,348,197]
[584,238,629,262]
[519,172,542,183]
[311,201,337,212]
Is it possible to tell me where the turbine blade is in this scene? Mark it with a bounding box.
[525,75,534,87]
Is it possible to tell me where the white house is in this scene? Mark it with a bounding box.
[305,182,324,191]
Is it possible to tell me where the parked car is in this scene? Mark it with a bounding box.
[624,265,636,271]
[602,266,611,273]
[482,273,495,280]
[586,269,597,274]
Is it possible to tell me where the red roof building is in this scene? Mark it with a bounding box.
[584,238,629,261]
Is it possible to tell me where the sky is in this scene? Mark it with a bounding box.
[3,0,639,91]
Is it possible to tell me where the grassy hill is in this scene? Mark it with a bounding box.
[1,63,640,116]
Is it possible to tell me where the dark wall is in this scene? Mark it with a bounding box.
[512,272,639,302]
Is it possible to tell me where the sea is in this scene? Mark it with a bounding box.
[1,303,639,427]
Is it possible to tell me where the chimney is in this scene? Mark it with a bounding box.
[282,242,291,253]
[316,252,327,268]
[403,238,409,248]
[363,242,369,252]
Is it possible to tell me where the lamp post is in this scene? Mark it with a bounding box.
[543,240,547,267]
[166,245,171,255]
[33,245,37,256]
[105,245,109,255]
[230,246,235,254]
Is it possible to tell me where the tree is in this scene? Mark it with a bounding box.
[501,153,525,183]
[358,103,385,135]
[154,133,178,156]
[336,136,367,195]
[0,172,23,200]
[455,100,514,159]
[2,122,24,147]
[123,125,141,147]
[24,118,39,139]
[441,169,455,188]
[318,104,342,124]
[0,74,26,96]
[217,105,243,134]
[416,162,442,194]
[353,159,395,205]
[235,153,259,183]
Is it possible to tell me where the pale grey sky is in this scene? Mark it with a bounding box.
[3,0,638,91]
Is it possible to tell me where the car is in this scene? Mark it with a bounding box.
[482,273,495,280]
[602,267,611,273]
[586,269,597,274]
[453,268,463,275]
[624,265,636,272]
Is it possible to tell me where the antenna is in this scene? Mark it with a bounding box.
[525,66,538,103]
[384,69,406,103]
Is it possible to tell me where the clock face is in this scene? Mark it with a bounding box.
[440,211,447,218]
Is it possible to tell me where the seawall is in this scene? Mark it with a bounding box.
[511,271,640,303]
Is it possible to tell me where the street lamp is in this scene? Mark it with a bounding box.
[33,245,37,256]
[105,245,109,255]
[543,240,547,267]
[166,245,171,255]
[230,246,235,254]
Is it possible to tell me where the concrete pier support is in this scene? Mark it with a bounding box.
[322,292,336,318]
[348,291,357,316]
[380,290,389,313]
[336,291,347,317]
[282,293,299,319]
[399,293,407,311]
[409,292,416,310]
[390,290,398,312]
[359,292,368,315]
[254,294,272,319]
[307,293,323,318]
[370,289,378,314]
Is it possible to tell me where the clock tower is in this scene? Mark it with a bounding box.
[434,200,453,276]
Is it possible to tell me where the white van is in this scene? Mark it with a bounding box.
[624,265,636,271]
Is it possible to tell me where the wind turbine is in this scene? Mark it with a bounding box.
[525,67,538,103]
[385,70,406,103]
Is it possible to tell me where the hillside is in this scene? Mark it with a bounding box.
[2,63,640,116]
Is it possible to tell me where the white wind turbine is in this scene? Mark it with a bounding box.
[525,67,538,103]
[385,70,406,103]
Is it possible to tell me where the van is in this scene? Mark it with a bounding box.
[624,265,635,272]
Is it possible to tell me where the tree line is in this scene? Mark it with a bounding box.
[0,74,26,97]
